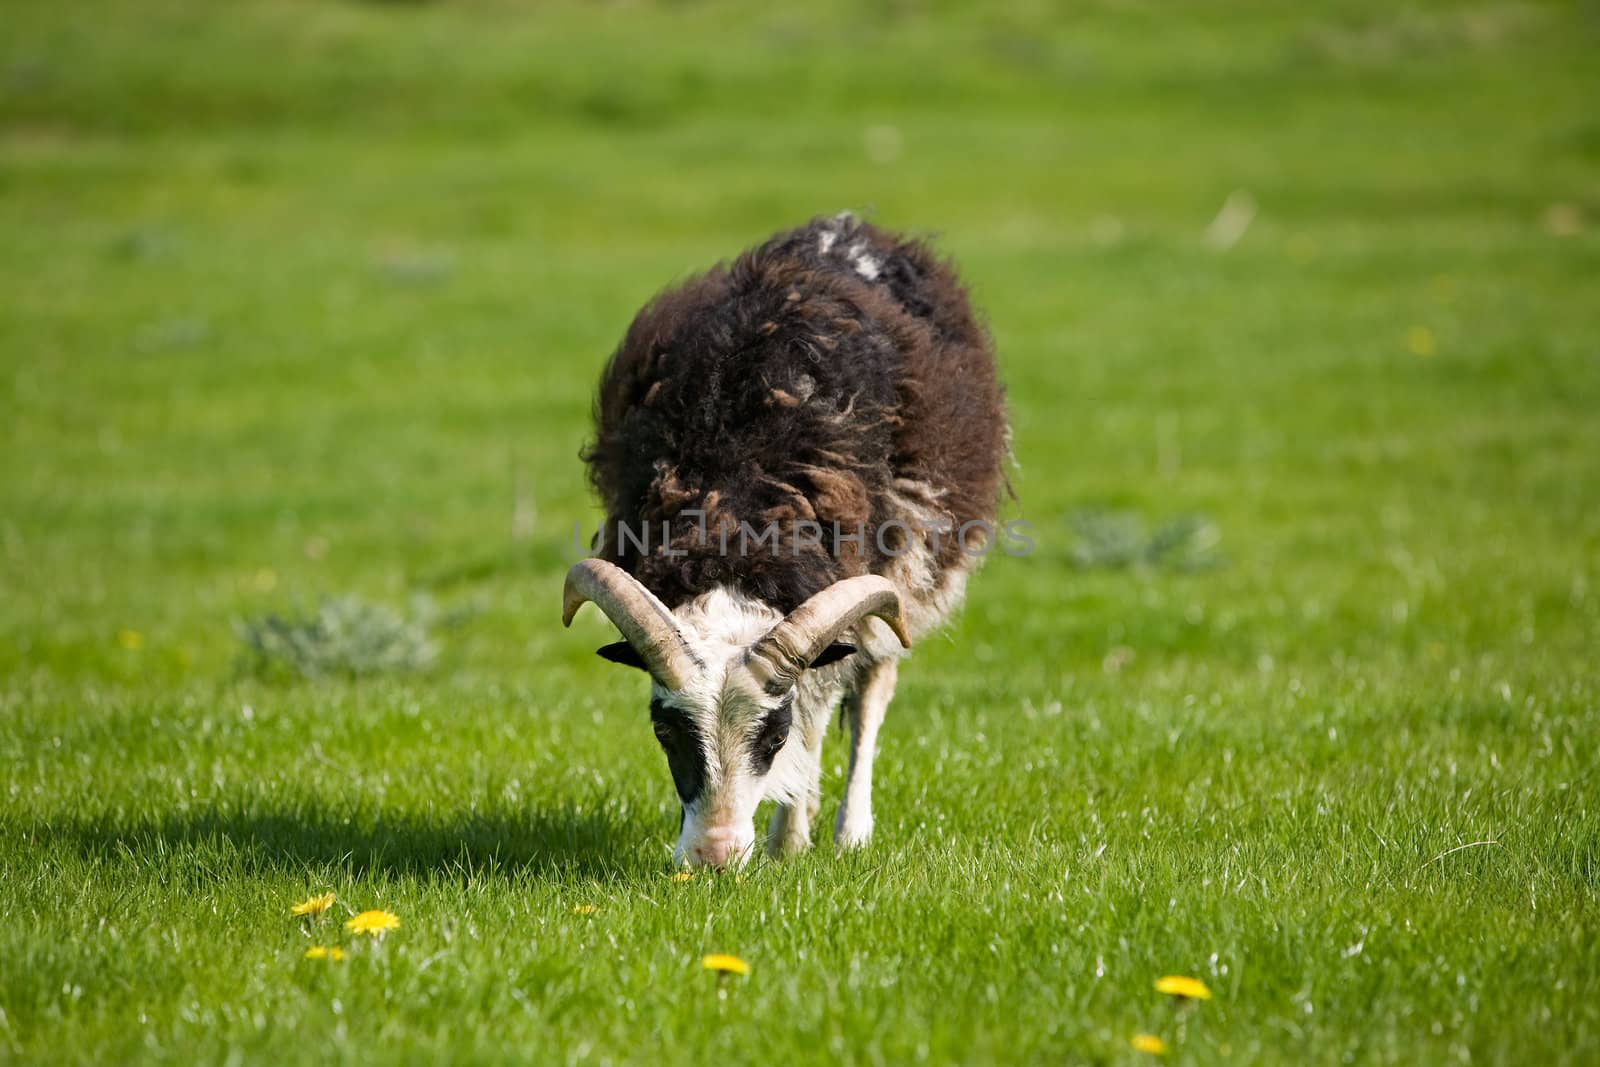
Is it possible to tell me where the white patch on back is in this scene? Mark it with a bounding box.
[814,215,880,280]
[846,240,882,280]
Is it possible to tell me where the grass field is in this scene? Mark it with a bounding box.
[3,1,1599,1062]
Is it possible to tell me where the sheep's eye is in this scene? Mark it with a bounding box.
[750,697,794,774]
[652,720,674,745]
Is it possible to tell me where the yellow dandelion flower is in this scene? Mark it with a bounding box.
[572,904,599,915]
[303,945,345,961]
[118,629,144,651]
[345,909,401,937]
[291,892,337,918]
[702,953,750,976]
[1155,975,1213,1001]
[1130,1033,1169,1055]
[1406,325,1436,358]
[670,872,694,883]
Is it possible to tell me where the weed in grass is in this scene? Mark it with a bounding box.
[1067,509,1225,572]
[233,595,439,680]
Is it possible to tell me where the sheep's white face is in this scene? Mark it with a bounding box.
[594,587,850,868]
[649,662,804,868]
[647,590,805,868]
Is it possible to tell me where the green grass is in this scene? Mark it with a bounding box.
[3,0,1598,1062]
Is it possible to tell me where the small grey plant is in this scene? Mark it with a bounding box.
[235,594,439,680]
[1068,509,1225,572]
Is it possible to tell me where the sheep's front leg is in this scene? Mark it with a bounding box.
[767,705,826,858]
[835,658,898,850]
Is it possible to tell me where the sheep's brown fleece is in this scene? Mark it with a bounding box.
[583,215,1009,613]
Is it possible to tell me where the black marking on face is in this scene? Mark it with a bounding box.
[650,698,706,805]
[749,694,794,776]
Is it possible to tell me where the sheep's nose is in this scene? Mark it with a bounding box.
[690,828,741,868]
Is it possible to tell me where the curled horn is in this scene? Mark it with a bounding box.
[744,575,911,696]
[562,558,701,690]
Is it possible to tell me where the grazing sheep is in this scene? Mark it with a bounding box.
[565,214,1009,867]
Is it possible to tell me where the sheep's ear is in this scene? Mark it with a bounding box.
[596,642,649,671]
[808,643,857,669]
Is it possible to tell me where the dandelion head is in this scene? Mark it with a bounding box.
[1155,975,1213,1001]
[291,892,337,918]
[702,954,750,977]
[303,945,345,961]
[1130,1033,1169,1055]
[345,909,401,937]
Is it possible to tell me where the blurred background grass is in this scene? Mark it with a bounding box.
[4,0,1594,684]
[2,1,1598,1063]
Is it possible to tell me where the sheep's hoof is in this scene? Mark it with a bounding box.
[767,805,814,858]
[768,828,812,859]
[769,832,812,859]
[834,815,874,851]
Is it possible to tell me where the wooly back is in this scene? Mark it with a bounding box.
[583,215,1008,614]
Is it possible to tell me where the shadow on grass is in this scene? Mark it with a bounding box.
[34,802,663,883]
